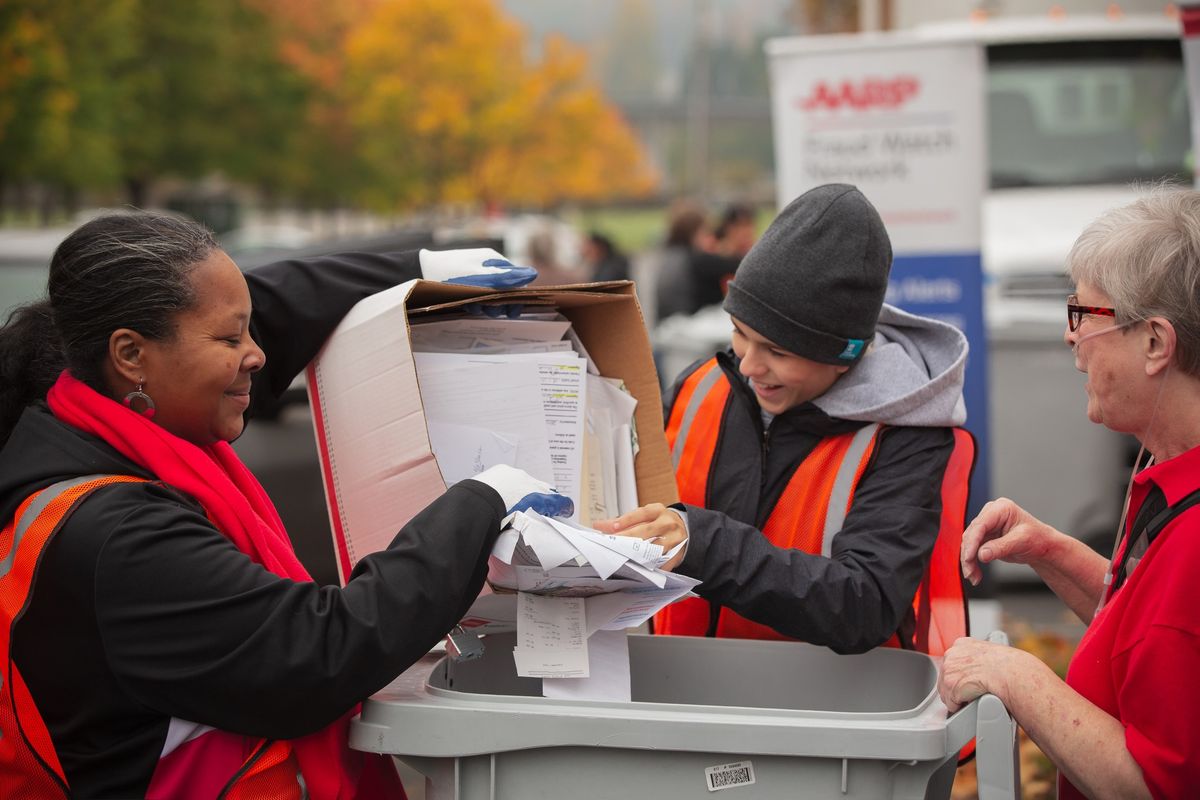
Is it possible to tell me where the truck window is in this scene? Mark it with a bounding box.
[987,39,1190,189]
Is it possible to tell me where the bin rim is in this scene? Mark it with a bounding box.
[352,651,979,762]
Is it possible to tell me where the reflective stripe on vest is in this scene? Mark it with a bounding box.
[0,476,302,800]
[666,359,729,506]
[1,475,146,799]
[713,424,880,642]
[654,359,971,655]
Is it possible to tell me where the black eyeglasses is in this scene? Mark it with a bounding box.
[1067,294,1116,332]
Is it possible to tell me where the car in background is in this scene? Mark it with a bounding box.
[0,226,76,319]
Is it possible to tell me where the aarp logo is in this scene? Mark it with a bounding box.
[798,76,919,111]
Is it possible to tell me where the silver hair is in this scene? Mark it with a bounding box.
[1066,186,1200,377]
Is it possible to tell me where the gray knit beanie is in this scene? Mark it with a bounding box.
[723,183,892,365]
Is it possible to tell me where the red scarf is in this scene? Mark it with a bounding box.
[47,371,402,800]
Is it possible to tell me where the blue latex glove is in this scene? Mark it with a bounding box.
[419,248,537,289]
[468,464,574,527]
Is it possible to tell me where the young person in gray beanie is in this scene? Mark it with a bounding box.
[597,183,974,655]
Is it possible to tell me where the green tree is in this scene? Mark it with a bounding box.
[113,0,309,206]
[251,0,380,206]
[0,0,135,217]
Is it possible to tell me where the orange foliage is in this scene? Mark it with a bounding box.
[341,0,656,210]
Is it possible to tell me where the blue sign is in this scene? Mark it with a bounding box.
[887,251,989,518]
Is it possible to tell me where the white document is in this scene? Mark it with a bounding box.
[614,422,638,515]
[414,361,555,486]
[409,317,572,351]
[582,406,616,524]
[512,593,589,678]
[424,421,517,485]
[541,630,631,702]
[456,590,521,636]
[586,375,640,516]
[482,511,700,648]
[584,578,698,632]
[565,326,601,375]
[415,352,586,520]
[415,340,574,356]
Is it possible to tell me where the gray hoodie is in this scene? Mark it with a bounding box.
[813,303,968,427]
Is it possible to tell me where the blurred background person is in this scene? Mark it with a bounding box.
[713,202,758,262]
[683,201,758,309]
[527,225,583,286]
[582,230,630,283]
[652,200,711,322]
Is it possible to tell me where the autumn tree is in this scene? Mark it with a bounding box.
[342,0,655,211]
[470,35,657,208]
[1,0,656,217]
[112,0,311,207]
[249,0,380,206]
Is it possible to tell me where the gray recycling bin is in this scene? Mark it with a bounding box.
[351,633,1019,800]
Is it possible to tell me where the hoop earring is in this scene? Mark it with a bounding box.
[122,384,156,418]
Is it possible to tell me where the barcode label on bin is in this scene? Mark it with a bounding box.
[704,761,755,791]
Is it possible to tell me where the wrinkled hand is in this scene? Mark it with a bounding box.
[593,503,688,570]
[961,498,1056,586]
[419,248,537,289]
[468,464,573,527]
[938,636,1033,713]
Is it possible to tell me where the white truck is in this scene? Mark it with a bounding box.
[955,14,1188,565]
[655,12,1190,580]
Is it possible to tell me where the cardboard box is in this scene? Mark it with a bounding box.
[307,279,677,585]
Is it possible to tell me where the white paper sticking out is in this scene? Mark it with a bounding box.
[613,422,638,515]
[425,421,517,485]
[513,593,589,678]
[473,510,701,670]
[409,317,572,350]
[416,361,554,485]
[541,630,632,702]
[415,351,587,522]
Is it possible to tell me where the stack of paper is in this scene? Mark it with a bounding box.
[466,511,698,695]
[409,311,639,523]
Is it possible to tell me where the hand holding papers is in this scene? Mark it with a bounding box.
[592,502,690,572]
[479,510,699,687]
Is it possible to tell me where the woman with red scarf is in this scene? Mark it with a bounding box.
[0,211,564,799]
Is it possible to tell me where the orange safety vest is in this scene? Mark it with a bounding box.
[654,358,972,655]
[0,475,302,800]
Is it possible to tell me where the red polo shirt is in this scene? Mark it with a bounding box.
[1061,442,1200,799]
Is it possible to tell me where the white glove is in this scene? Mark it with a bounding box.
[468,464,573,526]
[418,248,537,289]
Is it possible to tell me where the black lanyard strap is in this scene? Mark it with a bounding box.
[1113,486,1200,594]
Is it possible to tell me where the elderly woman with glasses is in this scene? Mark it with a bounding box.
[939,188,1200,799]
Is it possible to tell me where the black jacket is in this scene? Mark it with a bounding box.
[670,350,955,653]
[0,251,507,798]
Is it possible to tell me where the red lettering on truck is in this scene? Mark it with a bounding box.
[798,76,919,111]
